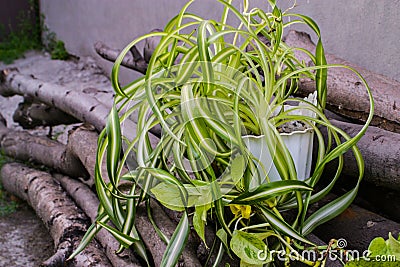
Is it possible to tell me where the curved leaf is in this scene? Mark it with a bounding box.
[160,212,190,267]
[231,180,312,205]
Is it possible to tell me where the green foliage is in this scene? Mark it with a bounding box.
[72,0,374,266]
[230,230,272,265]
[49,40,69,60]
[0,0,70,64]
[0,1,41,64]
[368,233,400,260]
[345,233,400,266]
[41,24,70,60]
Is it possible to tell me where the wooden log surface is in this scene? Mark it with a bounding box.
[284,30,400,133]
[0,114,88,179]
[135,201,202,267]
[0,163,112,267]
[311,194,400,252]
[0,68,159,148]
[13,100,79,129]
[0,119,202,266]
[0,68,110,132]
[53,174,142,267]
[324,119,400,191]
[94,42,147,75]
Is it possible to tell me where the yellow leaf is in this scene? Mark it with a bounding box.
[229,204,252,219]
[241,205,252,219]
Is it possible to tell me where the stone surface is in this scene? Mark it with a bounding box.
[0,207,53,267]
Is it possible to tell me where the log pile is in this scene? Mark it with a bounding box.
[284,30,400,133]
[0,31,399,266]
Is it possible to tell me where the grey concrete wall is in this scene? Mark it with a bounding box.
[40,0,400,82]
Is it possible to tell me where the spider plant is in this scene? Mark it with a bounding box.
[71,0,374,266]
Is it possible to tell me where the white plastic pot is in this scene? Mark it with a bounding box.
[243,129,314,186]
[243,92,317,188]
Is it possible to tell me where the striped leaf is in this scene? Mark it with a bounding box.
[106,105,122,185]
[68,212,109,260]
[259,205,314,245]
[160,212,190,267]
[302,188,358,235]
[198,20,214,94]
[97,220,138,248]
[231,180,312,205]
[315,38,327,109]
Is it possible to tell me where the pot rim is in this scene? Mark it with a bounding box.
[242,127,314,138]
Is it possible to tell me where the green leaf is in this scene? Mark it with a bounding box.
[97,221,138,248]
[151,181,213,211]
[130,226,151,266]
[160,212,190,267]
[231,154,245,185]
[315,38,327,109]
[217,228,230,253]
[198,20,215,94]
[368,237,387,258]
[68,213,108,260]
[302,189,357,235]
[151,182,187,211]
[293,14,321,37]
[145,167,189,207]
[230,230,272,265]
[387,232,400,259]
[106,105,122,185]
[193,204,210,244]
[259,205,313,245]
[231,180,312,205]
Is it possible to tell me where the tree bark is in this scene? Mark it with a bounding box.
[66,124,102,187]
[311,194,400,252]
[323,119,400,191]
[284,30,400,133]
[0,68,109,132]
[66,124,133,187]
[0,122,207,266]
[135,200,202,267]
[52,174,142,267]
[94,42,147,74]
[13,99,79,129]
[0,163,112,267]
[0,115,88,179]
[0,68,158,144]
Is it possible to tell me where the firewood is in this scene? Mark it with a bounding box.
[0,68,158,144]
[311,194,400,252]
[324,119,400,191]
[52,174,142,267]
[94,42,147,74]
[0,163,112,267]
[13,99,79,129]
[135,200,202,267]
[0,68,109,132]
[284,30,400,133]
[0,114,88,179]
